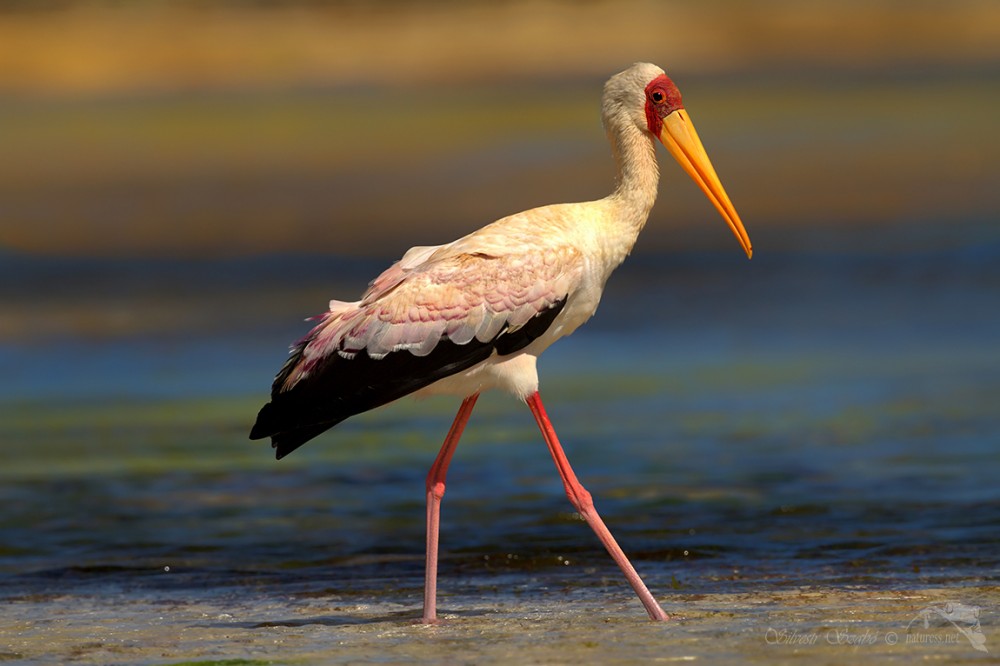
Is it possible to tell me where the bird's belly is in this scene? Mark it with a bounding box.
[413,352,538,400]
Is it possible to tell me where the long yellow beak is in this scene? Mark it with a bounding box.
[658,109,752,259]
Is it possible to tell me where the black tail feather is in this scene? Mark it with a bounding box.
[249,298,567,457]
[249,402,342,459]
[270,422,340,459]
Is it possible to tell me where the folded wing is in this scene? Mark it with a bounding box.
[250,242,581,458]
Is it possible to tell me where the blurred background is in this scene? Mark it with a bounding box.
[1,1,999,660]
[1,0,998,340]
[2,0,999,327]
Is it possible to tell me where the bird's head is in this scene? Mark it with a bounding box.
[606,62,752,259]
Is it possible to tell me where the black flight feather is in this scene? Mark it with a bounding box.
[250,298,566,459]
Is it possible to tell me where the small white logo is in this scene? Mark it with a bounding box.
[905,602,989,654]
[765,601,990,654]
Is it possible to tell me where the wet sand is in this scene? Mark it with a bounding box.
[4,579,996,664]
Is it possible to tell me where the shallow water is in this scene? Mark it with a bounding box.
[2,229,999,663]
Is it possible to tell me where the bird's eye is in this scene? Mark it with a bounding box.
[651,91,665,103]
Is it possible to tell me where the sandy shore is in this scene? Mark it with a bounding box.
[3,580,995,664]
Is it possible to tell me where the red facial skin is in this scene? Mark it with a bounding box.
[643,74,684,136]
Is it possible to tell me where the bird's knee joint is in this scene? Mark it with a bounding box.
[566,487,595,515]
[428,481,447,500]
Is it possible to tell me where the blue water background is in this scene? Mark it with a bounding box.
[1,222,998,609]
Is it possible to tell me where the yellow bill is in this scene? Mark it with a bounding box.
[658,109,753,259]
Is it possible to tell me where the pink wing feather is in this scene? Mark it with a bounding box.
[279,241,581,391]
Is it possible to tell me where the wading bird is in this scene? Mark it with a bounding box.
[250,62,752,622]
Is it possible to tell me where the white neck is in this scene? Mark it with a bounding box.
[601,114,660,264]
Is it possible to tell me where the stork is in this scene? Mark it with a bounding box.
[250,62,752,623]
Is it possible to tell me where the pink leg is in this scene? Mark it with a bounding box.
[525,391,669,621]
[422,392,479,623]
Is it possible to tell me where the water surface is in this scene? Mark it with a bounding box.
[2,229,998,663]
